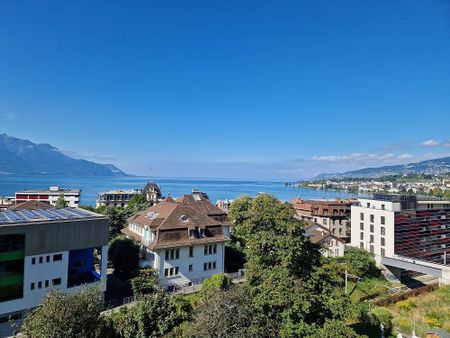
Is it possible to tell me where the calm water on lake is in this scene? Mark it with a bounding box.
[0,175,360,206]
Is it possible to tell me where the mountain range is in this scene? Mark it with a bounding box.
[0,134,126,176]
[315,156,450,179]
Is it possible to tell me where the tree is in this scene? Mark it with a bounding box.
[188,286,260,338]
[228,195,253,237]
[344,246,381,278]
[55,193,68,208]
[313,320,359,338]
[198,273,232,300]
[113,292,182,338]
[109,236,139,280]
[131,268,160,299]
[21,286,102,338]
[106,207,127,240]
[371,307,393,331]
[224,239,246,272]
[125,194,150,216]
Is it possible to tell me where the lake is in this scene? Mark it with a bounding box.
[0,175,359,206]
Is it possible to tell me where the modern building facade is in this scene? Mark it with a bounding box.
[351,195,450,266]
[96,189,143,208]
[293,198,356,239]
[0,207,108,332]
[123,199,230,288]
[15,186,81,208]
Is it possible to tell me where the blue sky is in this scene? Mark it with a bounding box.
[1,0,449,179]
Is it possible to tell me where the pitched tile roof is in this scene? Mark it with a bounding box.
[176,193,227,217]
[9,200,53,210]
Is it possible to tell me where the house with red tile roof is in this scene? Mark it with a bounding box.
[123,198,230,287]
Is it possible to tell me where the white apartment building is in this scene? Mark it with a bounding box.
[15,186,81,208]
[351,195,450,266]
[123,199,230,288]
[0,207,108,335]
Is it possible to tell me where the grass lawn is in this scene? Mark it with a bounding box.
[386,285,450,337]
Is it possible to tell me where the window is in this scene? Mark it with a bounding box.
[53,254,62,261]
[189,264,193,271]
[381,216,385,225]
[360,242,364,249]
[381,204,385,210]
[164,268,169,277]
[165,249,180,260]
[323,219,327,225]
[32,257,36,265]
[45,280,49,288]
[360,232,364,240]
[370,235,374,243]
[203,263,207,271]
[31,283,35,290]
[370,245,374,254]
[38,281,42,289]
[360,213,364,221]
[204,244,216,255]
[39,257,43,264]
[52,278,61,285]
[335,249,339,256]
[208,262,212,270]
[370,214,374,223]
[339,228,343,235]
[367,203,370,208]
[204,262,216,271]
[213,262,216,269]
[370,224,374,233]
[381,227,385,236]
[46,256,50,263]
[164,267,179,277]
[381,238,385,247]
[175,267,179,275]
[360,223,364,230]
[381,248,385,257]
[189,246,194,257]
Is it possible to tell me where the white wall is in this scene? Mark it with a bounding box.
[151,242,226,287]
[351,202,395,263]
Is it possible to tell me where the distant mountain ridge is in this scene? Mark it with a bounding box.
[0,134,127,176]
[315,156,450,179]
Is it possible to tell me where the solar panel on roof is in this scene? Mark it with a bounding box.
[65,208,91,217]
[33,209,59,220]
[0,213,12,223]
[17,210,41,220]
[3,210,26,222]
[50,209,76,219]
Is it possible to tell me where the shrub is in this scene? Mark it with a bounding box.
[371,307,393,330]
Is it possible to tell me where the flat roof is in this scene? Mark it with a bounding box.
[0,207,104,226]
[98,189,142,194]
[16,189,81,194]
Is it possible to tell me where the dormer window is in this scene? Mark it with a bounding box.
[180,215,189,223]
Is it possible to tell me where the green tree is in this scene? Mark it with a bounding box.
[371,307,393,331]
[198,273,232,300]
[345,246,381,278]
[188,286,260,338]
[106,207,127,240]
[224,239,246,272]
[55,193,68,209]
[125,194,150,216]
[314,320,359,338]
[109,236,139,280]
[131,268,160,299]
[228,195,253,237]
[21,286,102,338]
[113,292,182,338]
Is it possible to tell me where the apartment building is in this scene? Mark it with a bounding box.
[96,189,143,208]
[15,186,81,208]
[350,194,450,265]
[143,182,162,203]
[0,207,108,333]
[293,198,356,239]
[123,199,230,288]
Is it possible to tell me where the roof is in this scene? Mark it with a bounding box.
[128,201,222,230]
[304,221,345,244]
[98,189,142,195]
[9,201,53,210]
[16,187,81,194]
[176,192,227,216]
[427,329,450,338]
[125,200,229,249]
[0,207,105,226]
